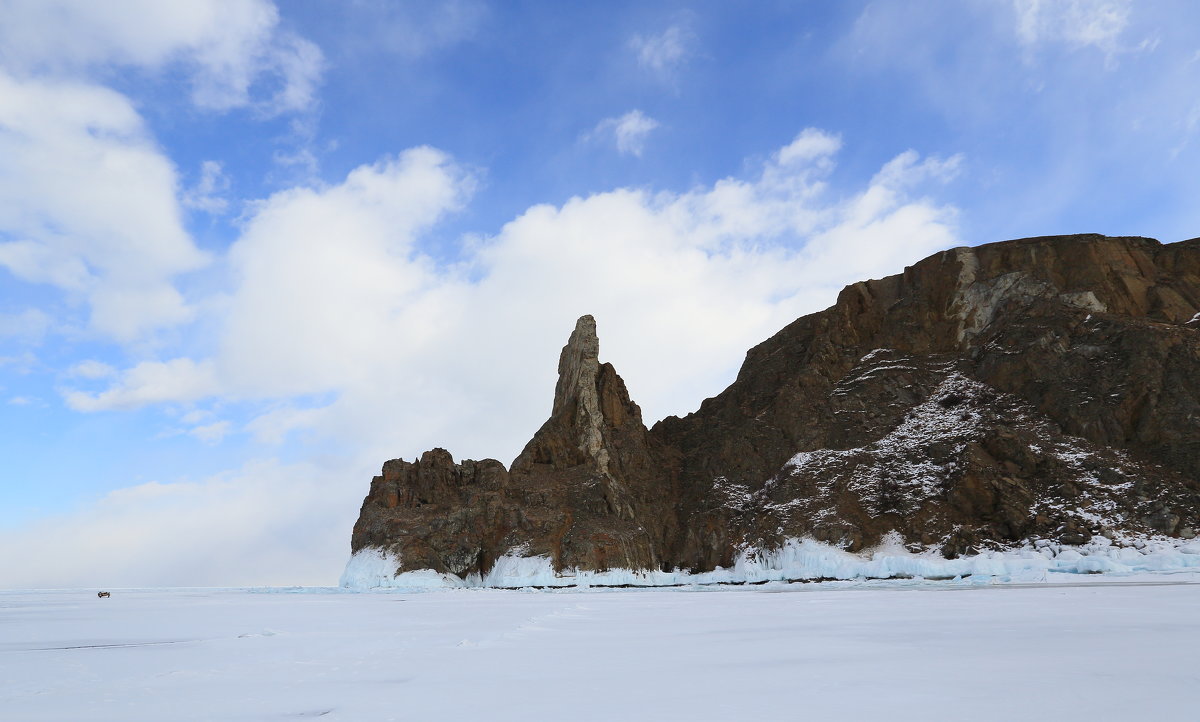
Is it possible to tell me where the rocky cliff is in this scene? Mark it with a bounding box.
[349,234,1200,582]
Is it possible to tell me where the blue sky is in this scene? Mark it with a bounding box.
[2,0,1199,587]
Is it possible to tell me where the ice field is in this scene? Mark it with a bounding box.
[4,573,1200,721]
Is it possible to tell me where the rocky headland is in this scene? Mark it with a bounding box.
[345,234,1200,587]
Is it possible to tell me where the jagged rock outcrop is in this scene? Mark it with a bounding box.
[351,315,675,576]
[350,234,1200,579]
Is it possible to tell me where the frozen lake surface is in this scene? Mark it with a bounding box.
[4,573,1200,721]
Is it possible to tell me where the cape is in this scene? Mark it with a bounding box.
[347,234,1200,585]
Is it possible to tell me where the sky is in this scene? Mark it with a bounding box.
[2,0,1199,588]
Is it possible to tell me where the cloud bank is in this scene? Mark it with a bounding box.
[8,129,963,587]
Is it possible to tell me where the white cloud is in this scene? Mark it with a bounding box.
[0,308,50,344]
[0,0,323,114]
[593,110,661,157]
[182,161,231,214]
[68,360,117,379]
[348,0,486,58]
[631,24,692,79]
[179,408,215,425]
[65,358,219,411]
[839,0,1200,241]
[0,72,209,341]
[872,149,964,188]
[246,405,328,444]
[63,145,471,413]
[0,351,36,372]
[218,147,473,400]
[71,130,961,467]
[271,134,322,184]
[1013,0,1137,59]
[777,128,843,167]
[189,420,231,444]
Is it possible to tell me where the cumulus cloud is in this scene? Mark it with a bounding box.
[219,147,474,400]
[592,110,661,156]
[0,0,323,114]
[0,72,209,341]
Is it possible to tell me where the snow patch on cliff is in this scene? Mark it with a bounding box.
[339,547,467,589]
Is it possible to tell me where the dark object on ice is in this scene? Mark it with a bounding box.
[350,234,1200,576]
[97,591,111,598]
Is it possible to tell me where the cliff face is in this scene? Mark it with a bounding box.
[350,234,1200,578]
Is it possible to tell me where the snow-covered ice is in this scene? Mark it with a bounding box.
[341,536,1200,590]
[4,575,1199,721]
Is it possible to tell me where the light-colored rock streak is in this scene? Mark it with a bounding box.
[553,314,612,473]
[949,246,1106,346]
